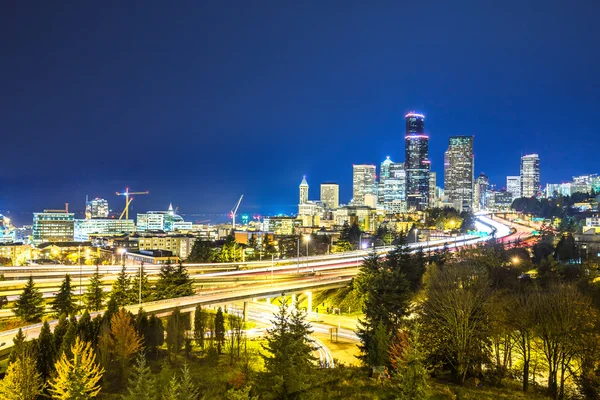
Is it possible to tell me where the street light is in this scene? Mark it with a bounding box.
[118,248,126,265]
[139,261,144,305]
[512,257,520,265]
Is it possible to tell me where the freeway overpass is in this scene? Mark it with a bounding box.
[0,215,526,354]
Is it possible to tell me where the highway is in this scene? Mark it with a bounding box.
[0,214,529,355]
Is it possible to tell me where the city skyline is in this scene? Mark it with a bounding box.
[2,1,599,217]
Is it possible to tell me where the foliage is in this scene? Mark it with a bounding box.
[179,362,200,400]
[85,265,105,311]
[123,353,156,400]
[340,222,362,249]
[146,314,165,355]
[60,319,78,359]
[108,308,143,372]
[37,321,56,381]
[13,276,44,322]
[9,328,26,364]
[215,307,226,354]
[0,349,44,400]
[52,274,76,317]
[154,263,194,300]
[112,265,131,307]
[128,264,153,304]
[49,337,104,400]
[194,304,207,349]
[394,326,431,400]
[166,307,185,357]
[187,239,218,263]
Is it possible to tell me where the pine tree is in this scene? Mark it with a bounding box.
[179,362,200,400]
[36,321,56,381]
[104,293,119,324]
[0,349,44,399]
[77,310,94,343]
[147,315,165,355]
[193,304,206,349]
[52,274,76,317]
[395,327,430,400]
[53,314,69,351]
[49,338,104,400]
[129,264,153,304]
[162,376,180,400]
[214,307,225,354]
[112,265,130,306]
[262,300,316,398]
[124,353,156,400]
[166,308,184,357]
[172,263,194,297]
[9,328,26,364]
[187,240,215,263]
[60,319,78,359]
[85,266,105,311]
[12,276,44,322]
[155,263,194,300]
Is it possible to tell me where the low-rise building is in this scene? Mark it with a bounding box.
[75,218,136,241]
[136,233,196,259]
[262,216,299,235]
[0,243,32,265]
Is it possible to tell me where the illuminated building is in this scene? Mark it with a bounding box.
[332,206,380,232]
[380,162,406,213]
[378,157,393,204]
[506,176,521,200]
[404,112,430,210]
[520,154,540,198]
[353,164,377,206]
[299,176,309,204]
[320,182,339,210]
[85,197,109,219]
[0,214,15,244]
[429,172,437,208]
[474,173,489,210]
[33,209,75,244]
[444,136,474,212]
[136,233,195,259]
[74,218,136,241]
[136,203,189,232]
[0,243,32,265]
[262,216,300,235]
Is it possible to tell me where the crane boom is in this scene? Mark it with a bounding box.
[116,188,149,220]
[231,195,244,232]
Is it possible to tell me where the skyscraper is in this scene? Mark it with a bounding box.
[474,173,489,210]
[85,197,109,219]
[320,183,339,210]
[405,112,430,210]
[352,164,377,206]
[506,176,521,200]
[520,154,540,198]
[299,176,309,204]
[378,156,393,205]
[444,136,474,212]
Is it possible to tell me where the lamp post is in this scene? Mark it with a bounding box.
[139,261,144,305]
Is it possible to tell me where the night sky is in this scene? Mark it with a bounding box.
[2,1,599,224]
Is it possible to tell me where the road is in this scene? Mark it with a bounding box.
[0,215,530,354]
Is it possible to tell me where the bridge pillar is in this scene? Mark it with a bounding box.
[306,291,312,314]
[189,311,195,331]
[243,301,248,322]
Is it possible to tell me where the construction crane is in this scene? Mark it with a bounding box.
[230,195,244,232]
[116,188,149,220]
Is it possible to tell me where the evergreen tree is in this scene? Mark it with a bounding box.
[124,353,156,400]
[9,328,26,364]
[53,314,69,351]
[60,319,77,359]
[172,263,194,297]
[193,304,207,349]
[214,307,225,354]
[52,274,76,317]
[12,276,44,322]
[166,308,185,357]
[261,234,276,257]
[36,321,56,381]
[0,350,44,400]
[262,300,316,398]
[85,266,105,311]
[49,338,104,400]
[179,362,200,400]
[77,310,94,343]
[155,263,194,300]
[129,264,153,304]
[112,265,131,306]
[395,329,431,399]
[187,240,215,263]
[147,315,165,355]
[162,376,180,400]
[104,293,120,324]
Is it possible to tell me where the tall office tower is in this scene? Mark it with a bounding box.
[444,136,474,212]
[299,176,309,204]
[520,154,540,198]
[33,209,75,244]
[381,162,406,213]
[506,176,521,200]
[429,172,437,207]
[474,173,489,210]
[378,156,393,204]
[405,112,430,210]
[353,164,377,206]
[320,183,339,210]
[85,197,109,219]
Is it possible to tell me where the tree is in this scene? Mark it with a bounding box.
[37,321,56,381]
[262,300,316,398]
[0,349,44,400]
[53,314,69,352]
[261,234,276,258]
[112,265,131,307]
[85,266,105,311]
[53,274,76,317]
[166,308,185,357]
[162,376,180,400]
[155,263,194,300]
[146,315,164,355]
[395,326,430,400]
[48,337,104,400]
[187,239,216,263]
[109,308,143,373]
[214,307,225,354]
[129,264,153,304]
[9,328,26,364]
[60,319,78,359]
[77,310,95,344]
[179,362,200,400]
[124,353,156,400]
[193,305,207,349]
[507,287,536,392]
[13,276,44,322]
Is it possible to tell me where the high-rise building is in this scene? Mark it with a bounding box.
[429,172,437,207]
[381,162,406,213]
[320,183,339,210]
[33,209,75,244]
[506,176,521,200]
[520,154,540,198]
[474,173,489,210]
[443,136,474,212]
[405,112,430,210]
[85,197,109,219]
[299,176,309,204]
[378,156,393,205]
[353,164,377,206]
